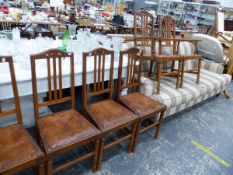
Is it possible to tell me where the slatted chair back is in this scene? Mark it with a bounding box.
[30,49,75,122]
[158,16,176,45]
[0,56,22,124]
[82,48,114,109]
[117,47,143,98]
[134,10,155,47]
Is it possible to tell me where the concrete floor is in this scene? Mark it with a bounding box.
[17,83,233,175]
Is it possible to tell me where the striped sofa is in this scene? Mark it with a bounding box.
[123,41,232,118]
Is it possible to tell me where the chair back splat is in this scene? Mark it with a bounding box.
[117,47,143,99]
[30,49,75,124]
[82,48,114,109]
[0,56,22,124]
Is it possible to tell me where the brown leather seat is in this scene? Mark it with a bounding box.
[0,124,45,174]
[38,110,101,156]
[88,99,138,134]
[119,92,166,119]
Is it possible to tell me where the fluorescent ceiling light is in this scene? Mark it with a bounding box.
[145,1,158,5]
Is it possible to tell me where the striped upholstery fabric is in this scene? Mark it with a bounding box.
[140,69,231,118]
[199,59,224,74]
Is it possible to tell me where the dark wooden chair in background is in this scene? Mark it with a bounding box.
[82,48,139,171]
[0,56,45,175]
[30,49,101,175]
[117,48,167,152]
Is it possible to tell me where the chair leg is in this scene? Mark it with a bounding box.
[171,61,175,72]
[38,163,45,175]
[128,122,138,153]
[154,111,165,139]
[96,138,104,171]
[92,140,100,172]
[46,160,52,175]
[196,58,201,84]
[157,63,161,95]
[180,60,185,88]
[176,61,181,89]
[132,122,140,153]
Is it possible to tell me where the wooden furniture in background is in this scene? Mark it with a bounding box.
[158,16,176,46]
[30,49,101,175]
[197,24,211,34]
[166,38,202,88]
[117,47,167,152]
[0,56,45,175]
[82,48,139,171]
[134,10,155,47]
[154,54,183,95]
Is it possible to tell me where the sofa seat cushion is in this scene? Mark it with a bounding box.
[141,76,203,109]
[183,69,231,94]
[140,69,231,109]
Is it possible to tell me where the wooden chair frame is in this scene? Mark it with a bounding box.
[30,49,100,174]
[134,10,155,47]
[82,48,114,108]
[117,47,166,152]
[0,56,45,175]
[158,16,176,46]
[117,47,143,97]
[82,48,138,170]
[0,56,22,122]
[165,38,202,88]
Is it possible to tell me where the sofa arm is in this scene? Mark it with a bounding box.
[200,59,224,74]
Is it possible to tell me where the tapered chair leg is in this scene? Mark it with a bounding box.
[132,122,140,153]
[154,111,165,139]
[38,163,45,175]
[157,63,162,95]
[180,60,185,88]
[196,58,201,84]
[92,140,100,172]
[46,160,52,175]
[176,61,182,89]
[97,138,104,171]
[128,122,138,153]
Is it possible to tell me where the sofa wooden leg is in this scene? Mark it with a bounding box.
[223,89,231,99]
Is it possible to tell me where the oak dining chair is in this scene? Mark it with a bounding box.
[117,47,167,152]
[134,10,155,48]
[0,56,45,175]
[30,49,101,175]
[82,48,139,171]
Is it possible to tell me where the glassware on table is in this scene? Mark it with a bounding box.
[57,29,70,52]
[68,24,77,39]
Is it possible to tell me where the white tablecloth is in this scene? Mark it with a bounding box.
[0,34,128,100]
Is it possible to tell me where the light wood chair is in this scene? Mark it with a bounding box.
[30,49,101,175]
[82,48,139,171]
[167,38,202,88]
[158,16,176,46]
[0,56,45,175]
[134,10,155,47]
[117,47,167,152]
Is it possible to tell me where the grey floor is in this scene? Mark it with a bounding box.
[19,83,233,175]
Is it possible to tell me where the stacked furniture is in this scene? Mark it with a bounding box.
[137,34,231,117]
